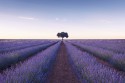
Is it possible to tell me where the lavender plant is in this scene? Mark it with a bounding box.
[68,40,125,54]
[0,42,57,70]
[65,42,125,83]
[69,41,125,71]
[0,40,57,54]
[0,41,61,83]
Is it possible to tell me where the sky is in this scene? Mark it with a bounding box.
[0,0,125,39]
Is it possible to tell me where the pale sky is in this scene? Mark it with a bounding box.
[0,0,125,39]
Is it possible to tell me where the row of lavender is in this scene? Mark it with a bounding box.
[0,39,57,54]
[0,41,61,83]
[0,40,58,70]
[65,42,125,83]
[0,39,52,49]
[69,40,125,54]
[67,40,125,71]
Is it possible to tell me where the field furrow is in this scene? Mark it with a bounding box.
[47,42,79,83]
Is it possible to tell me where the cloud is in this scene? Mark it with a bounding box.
[18,16,36,20]
[55,17,67,22]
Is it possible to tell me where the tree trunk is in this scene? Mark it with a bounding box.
[62,38,63,41]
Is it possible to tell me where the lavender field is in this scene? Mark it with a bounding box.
[0,39,125,83]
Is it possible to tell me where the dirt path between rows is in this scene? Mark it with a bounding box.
[47,42,79,83]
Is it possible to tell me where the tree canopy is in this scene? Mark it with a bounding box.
[57,32,69,40]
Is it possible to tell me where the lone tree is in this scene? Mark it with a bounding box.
[57,32,69,40]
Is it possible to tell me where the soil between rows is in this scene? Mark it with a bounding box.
[47,42,79,83]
